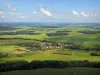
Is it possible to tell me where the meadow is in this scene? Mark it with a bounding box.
[0,24,100,62]
[1,68,100,75]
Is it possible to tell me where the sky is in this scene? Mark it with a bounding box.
[0,0,100,22]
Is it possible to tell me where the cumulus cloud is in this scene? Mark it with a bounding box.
[80,12,89,17]
[9,12,17,15]
[20,16,25,19]
[0,11,4,18]
[39,7,54,17]
[9,12,25,19]
[72,10,80,17]
[0,11,4,15]
[72,11,97,17]
[0,15,4,18]
[32,12,36,15]
[90,13,97,16]
[4,2,17,11]
[80,12,97,17]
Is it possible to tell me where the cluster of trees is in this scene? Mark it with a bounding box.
[0,52,8,58]
[16,42,42,51]
[41,40,55,43]
[0,31,41,35]
[78,30,99,34]
[0,26,18,30]
[0,38,32,40]
[64,44,100,51]
[47,32,69,36]
[14,31,34,35]
[94,28,100,29]
[0,60,100,72]
[56,30,71,33]
[17,42,39,47]
[46,30,71,36]
[91,52,100,56]
[88,47,100,51]
[35,26,60,28]
[66,45,88,50]
[31,32,41,35]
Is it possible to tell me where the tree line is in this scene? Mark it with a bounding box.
[46,32,69,36]
[91,52,100,56]
[0,26,18,30]
[78,30,99,34]
[56,30,71,33]
[0,31,41,35]
[0,60,100,72]
[65,44,100,51]
[0,38,32,40]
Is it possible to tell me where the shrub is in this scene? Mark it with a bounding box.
[90,52,100,56]
[0,52,8,58]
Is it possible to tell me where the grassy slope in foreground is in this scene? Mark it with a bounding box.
[1,68,100,75]
[2,50,100,62]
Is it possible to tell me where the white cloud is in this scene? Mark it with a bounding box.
[9,12,16,15]
[90,13,97,16]
[72,11,97,17]
[9,12,19,17]
[20,16,25,19]
[32,12,36,14]
[10,7,16,11]
[40,7,53,17]
[80,12,97,17]
[4,2,17,11]
[94,14,97,16]
[72,10,80,17]
[0,11,4,18]
[9,12,25,19]
[0,11,4,15]
[80,12,89,17]
[0,15,4,18]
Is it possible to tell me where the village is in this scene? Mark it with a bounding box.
[15,42,74,52]
[0,39,74,53]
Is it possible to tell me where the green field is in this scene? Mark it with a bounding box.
[1,50,100,62]
[1,68,100,75]
[0,24,100,62]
